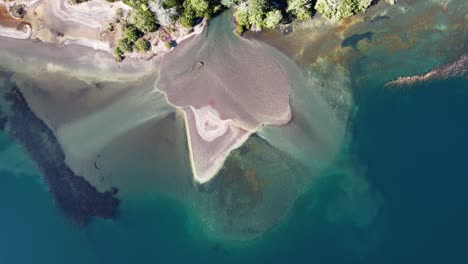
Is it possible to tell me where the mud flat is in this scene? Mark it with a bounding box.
[156,14,292,184]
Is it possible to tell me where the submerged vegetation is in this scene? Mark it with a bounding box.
[69,0,373,59]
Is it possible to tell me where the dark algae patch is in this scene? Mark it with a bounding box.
[4,85,119,226]
[342,32,374,49]
[0,105,7,131]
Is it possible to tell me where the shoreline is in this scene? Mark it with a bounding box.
[182,107,254,184]
[0,0,208,59]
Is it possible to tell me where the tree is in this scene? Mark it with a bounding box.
[9,4,27,18]
[234,4,250,31]
[114,24,142,58]
[287,0,313,20]
[180,0,197,27]
[114,36,133,60]
[162,0,182,9]
[135,38,151,52]
[264,10,282,28]
[221,0,235,8]
[247,0,267,29]
[315,0,372,20]
[132,8,158,33]
[122,25,141,43]
[190,0,210,17]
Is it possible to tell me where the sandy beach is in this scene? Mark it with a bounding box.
[0,23,31,39]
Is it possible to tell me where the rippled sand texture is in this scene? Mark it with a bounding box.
[22,0,128,51]
[156,13,292,183]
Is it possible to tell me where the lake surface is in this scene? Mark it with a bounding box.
[0,0,467,263]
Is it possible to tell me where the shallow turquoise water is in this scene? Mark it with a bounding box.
[1,76,467,264]
[1,0,468,261]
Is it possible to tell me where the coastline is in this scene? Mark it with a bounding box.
[0,0,207,58]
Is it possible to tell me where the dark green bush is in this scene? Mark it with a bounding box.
[132,9,158,33]
[162,0,182,9]
[135,39,151,52]
[122,25,142,42]
[180,1,197,27]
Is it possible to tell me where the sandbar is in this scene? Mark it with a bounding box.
[156,14,292,183]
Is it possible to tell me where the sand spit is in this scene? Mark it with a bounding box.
[183,106,253,184]
[156,14,292,184]
[385,54,468,87]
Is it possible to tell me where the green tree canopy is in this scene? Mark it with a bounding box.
[190,0,210,17]
[247,0,268,29]
[264,10,282,28]
[286,0,313,20]
[122,25,141,42]
[132,8,158,33]
[315,0,372,20]
[135,38,151,52]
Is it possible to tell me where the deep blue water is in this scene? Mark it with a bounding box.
[355,78,468,263]
[1,76,467,263]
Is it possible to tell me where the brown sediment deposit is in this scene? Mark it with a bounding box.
[0,4,21,28]
[408,5,438,32]
[218,159,262,222]
[246,169,261,200]
[334,16,357,34]
[249,23,342,67]
[377,34,417,53]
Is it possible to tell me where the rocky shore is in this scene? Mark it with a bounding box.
[386,54,468,87]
